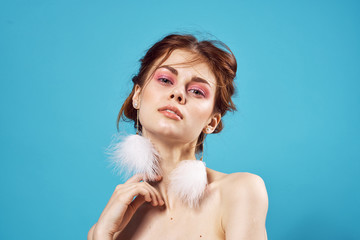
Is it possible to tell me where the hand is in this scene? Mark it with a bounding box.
[90,174,164,240]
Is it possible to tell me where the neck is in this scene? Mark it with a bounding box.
[142,130,198,210]
[143,130,197,172]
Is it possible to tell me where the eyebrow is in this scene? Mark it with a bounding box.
[159,65,178,75]
[158,65,211,87]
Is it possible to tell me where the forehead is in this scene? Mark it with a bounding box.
[154,49,217,86]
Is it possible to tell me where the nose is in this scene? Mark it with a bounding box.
[169,89,186,104]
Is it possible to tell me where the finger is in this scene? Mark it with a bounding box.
[130,195,146,210]
[126,174,163,184]
[147,175,163,183]
[131,186,152,202]
[143,182,164,206]
[125,174,144,184]
[132,183,158,206]
[146,184,164,206]
[138,182,158,205]
[153,187,165,205]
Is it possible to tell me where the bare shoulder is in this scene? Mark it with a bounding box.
[207,168,267,195]
[224,172,266,190]
[205,169,268,238]
[222,172,268,203]
[206,169,268,210]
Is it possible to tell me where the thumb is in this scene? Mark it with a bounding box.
[129,195,146,212]
[119,195,146,232]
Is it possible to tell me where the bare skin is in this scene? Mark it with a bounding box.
[88,168,268,240]
[88,50,268,239]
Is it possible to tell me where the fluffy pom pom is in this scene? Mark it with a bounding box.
[108,134,161,181]
[169,160,208,208]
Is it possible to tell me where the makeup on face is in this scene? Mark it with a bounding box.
[153,65,213,99]
[138,49,219,146]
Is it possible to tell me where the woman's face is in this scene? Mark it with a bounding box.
[133,49,221,146]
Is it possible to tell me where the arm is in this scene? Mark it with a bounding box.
[221,173,268,240]
[87,174,164,240]
[87,223,96,240]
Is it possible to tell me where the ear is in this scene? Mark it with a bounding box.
[203,113,221,134]
[132,85,141,109]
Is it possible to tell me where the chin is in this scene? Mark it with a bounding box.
[144,124,195,143]
[147,125,180,138]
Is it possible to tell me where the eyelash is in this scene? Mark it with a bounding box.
[157,77,206,97]
[189,88,205,97]
[158,77,173,85]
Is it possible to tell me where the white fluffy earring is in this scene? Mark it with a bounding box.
[109,108,208,207]
[109,134,162,182]
[168,160,208,208]
[167,137,208,208]
[108,107,162,181]
[109,136,208,208]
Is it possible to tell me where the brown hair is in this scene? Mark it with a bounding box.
[117,34,237,153]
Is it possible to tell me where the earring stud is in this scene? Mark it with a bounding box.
[134,102,138,108]
[206,127,211,133]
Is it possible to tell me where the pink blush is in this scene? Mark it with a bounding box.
[154,72,174,83]
[190,84,210,98]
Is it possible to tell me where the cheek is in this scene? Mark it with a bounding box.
[190,102,214,125]
[140,83,160,105]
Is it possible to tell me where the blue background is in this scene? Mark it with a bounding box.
[1,0,359,239]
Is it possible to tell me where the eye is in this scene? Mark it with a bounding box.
[189,88,205,97]
[158,77,173,85]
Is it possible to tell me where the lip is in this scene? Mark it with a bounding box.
[158,105,183,120]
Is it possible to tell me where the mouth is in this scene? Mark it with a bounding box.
[158,105,183,120]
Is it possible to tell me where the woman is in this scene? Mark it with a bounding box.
[88,34,268,240]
